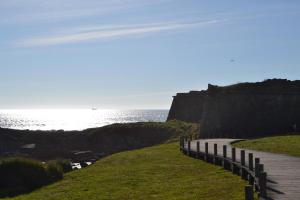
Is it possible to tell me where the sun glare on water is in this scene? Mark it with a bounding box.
[0,109,168,131]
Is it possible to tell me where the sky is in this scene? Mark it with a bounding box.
[0,0,300,109]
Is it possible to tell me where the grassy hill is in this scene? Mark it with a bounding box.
[0,120,199,161]
[233,135,300,157]
[8,142,249,200]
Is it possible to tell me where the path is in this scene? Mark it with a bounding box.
[186,139,300,200]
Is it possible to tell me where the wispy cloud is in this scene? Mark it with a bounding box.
[0,0,172,24]
[17,20,223,47]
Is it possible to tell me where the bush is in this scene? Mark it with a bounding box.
[0,157,64,197]
[48,159,72,173]
[46,161,63,182]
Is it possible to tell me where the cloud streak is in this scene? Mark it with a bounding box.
[0,0,172,24]
[17,20,222,47]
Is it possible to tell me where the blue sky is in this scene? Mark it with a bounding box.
[0,0,300,109]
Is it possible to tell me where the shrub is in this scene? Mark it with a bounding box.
[49,159,72,173]
[46,161,63,182]
[0,157,64,197]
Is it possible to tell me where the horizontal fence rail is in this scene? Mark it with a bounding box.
[180,136,268,200]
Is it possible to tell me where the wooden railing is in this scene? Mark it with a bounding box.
[180,136,268,200]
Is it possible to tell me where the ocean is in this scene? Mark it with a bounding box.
[0,109,169,131]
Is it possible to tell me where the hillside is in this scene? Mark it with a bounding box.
[7,142,249,200]
[0,121,199,161]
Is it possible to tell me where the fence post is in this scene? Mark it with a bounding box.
[246,153,254,185]
[248,153,253,171]
[245,185,254,200]
[260,164,264,172]
[214,143,218,164]
[180,136,183,151]
[187,140,191,155]
[259,172,267,198]
[232,147,236,162]
[223,145,227,169]
[241,150,247,179]
[255,159,260,177]
[258,164,264,174]
[205,142,209,162]
[182,137,186,154]
[214,143,217,155]
[255,164,263,177]
[196,141,200,158]
[241,150,245,166]
[231,147,236,173]
[223,145,227,158]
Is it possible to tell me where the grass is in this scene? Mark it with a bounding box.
[8,142,249,200]
[233,135,300,157]
[85,120,200,143]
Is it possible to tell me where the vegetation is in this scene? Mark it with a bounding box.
[0,157,66,197]
[0,121,254,199]
[162,120,200,141]
[47,159,72,173]
[8,142,250,200]
[85,120,200,143]
[0,120,199,160]
[233,135,300,157]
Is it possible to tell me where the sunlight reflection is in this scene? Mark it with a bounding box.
[0,109,168,131]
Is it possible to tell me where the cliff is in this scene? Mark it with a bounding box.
[168,79,300,138]
[167,91,206,123]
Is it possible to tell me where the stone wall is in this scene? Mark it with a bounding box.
[168,79,300,138]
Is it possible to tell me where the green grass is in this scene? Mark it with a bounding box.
[8,142,249,200]
[233,135,300,157]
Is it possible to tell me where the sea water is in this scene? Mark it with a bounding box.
[0,109,168,131]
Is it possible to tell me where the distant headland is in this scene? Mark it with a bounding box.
[168,79,300,138]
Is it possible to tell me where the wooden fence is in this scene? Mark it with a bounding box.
[180,136,268,200]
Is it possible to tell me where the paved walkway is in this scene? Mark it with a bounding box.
[187,139,300,200]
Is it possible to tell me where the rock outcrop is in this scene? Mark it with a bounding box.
[168,79,300,138]
[167,91,206,123]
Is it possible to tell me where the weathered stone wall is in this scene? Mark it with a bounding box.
[167,91,206,123]
[169,79,300,138]
[200,93,300,138]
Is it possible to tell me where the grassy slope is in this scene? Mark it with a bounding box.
[233,135,300,157]
[9,143,248,200]
[0,120,200,160]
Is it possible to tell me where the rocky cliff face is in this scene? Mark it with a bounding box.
[167,91,206,123]
[168,79,300,138]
